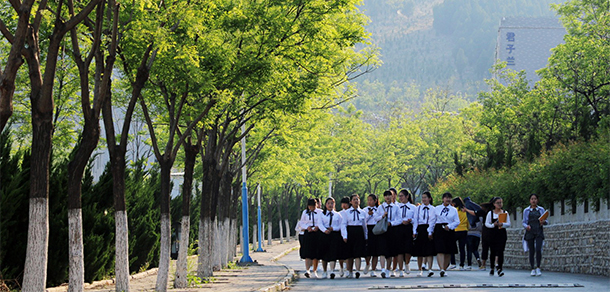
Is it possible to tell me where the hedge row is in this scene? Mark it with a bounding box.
[432,137,610,213]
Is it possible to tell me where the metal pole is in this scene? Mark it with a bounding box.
[255,184,264,252]
[239,123,253,263]
[328,173,332,198]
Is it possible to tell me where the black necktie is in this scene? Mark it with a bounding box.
[401,205,409,218]
[441,206,449,216]
[423,206,429,223]
[307,210,316,226]
[387,205,392,221]
[351,209,360,221]
[328,212,333,226]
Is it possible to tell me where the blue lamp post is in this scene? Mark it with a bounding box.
[239,123,253,263]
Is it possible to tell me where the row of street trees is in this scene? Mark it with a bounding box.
[0,0,378,290]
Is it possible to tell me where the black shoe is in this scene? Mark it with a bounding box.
[330,273,335,279]
[304,271,310,278]
[427,271,434,277]
[498,269,504,277]
[355,272,360,279]
[381,271,386,278]
[489,269,494,276]
[440,270,445,277]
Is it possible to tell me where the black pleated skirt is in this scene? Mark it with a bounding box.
[395,223,414,255]
[433,224,458,254]
[379,225,399,257]
[346,226,366,259]
[318,231,342,262]
[366,225,381,257]
[412,224,436,257]
[300,230,320,259]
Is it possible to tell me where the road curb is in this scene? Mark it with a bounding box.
[259,245,299,292]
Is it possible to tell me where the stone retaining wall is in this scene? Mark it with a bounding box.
[503,219,610,277]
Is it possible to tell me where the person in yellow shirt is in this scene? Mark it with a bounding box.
[449,197,470,270]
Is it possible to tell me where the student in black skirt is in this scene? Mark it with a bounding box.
[364,194,380,277]
[412,191,437,277]
[388,187,399,273]
[337,196,351,277]
[299,198,321,278]
[485,197,511,277]
[433,192,460,277]
[375,190,400,278]
[396,189,416,277]
[316,197,346,279]
[343,194,368,279]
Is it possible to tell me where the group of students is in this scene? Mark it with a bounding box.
[297,188,548,279]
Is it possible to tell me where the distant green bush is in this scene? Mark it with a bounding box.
[432,137,610,212]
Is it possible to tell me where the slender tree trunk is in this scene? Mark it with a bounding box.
[197,150,216,278]
[175,143,198,288]
[67,122,99,292]
[284,219,291,242]
[156,161,172,292]
[23,116,52,292]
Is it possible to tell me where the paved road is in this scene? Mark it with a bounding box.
[279,250,610,291]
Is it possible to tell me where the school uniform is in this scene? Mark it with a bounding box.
[374,202,400,257]
[316,210,347,262]
[337,209,350,260]
[364,206,381,257]
[342,206,368,259]
[412,203,437,257]
[299,209,322,259]
[523,206,547,269]
[433,204,460,254]
[394,202,415,255]
[485,210,511,271]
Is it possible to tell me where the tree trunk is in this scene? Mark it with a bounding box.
[155,162,172,292]
[267,221,272,245]
[197,150,216,278]
[284,219,291,242]
[175,142,198,288]
[279,219,284,244]
[23,114,53,292]
[67,120,100,292]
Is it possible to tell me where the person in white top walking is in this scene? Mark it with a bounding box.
[299,199,322,278]
[342,194,368,279]
[412,191,437,277]
[433,193,461,277]
[484,197,511,277]
[315,197,347,279]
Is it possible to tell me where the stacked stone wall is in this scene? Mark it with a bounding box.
[503,220,610,277]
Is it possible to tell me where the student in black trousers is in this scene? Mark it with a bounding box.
[523,193,548,277]
[485,197,511,277]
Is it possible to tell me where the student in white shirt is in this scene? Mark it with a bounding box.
[363,194,381,277]
[433,192,461,277]
[299,199,321,278]
[485,197,511,277]
[316,197,347,279]
[388,187,400,273]
[342,194,368,279]
[412,191,437,277]
[395,189,416,277]
[337,196,351,277]
[375,190,400,278]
